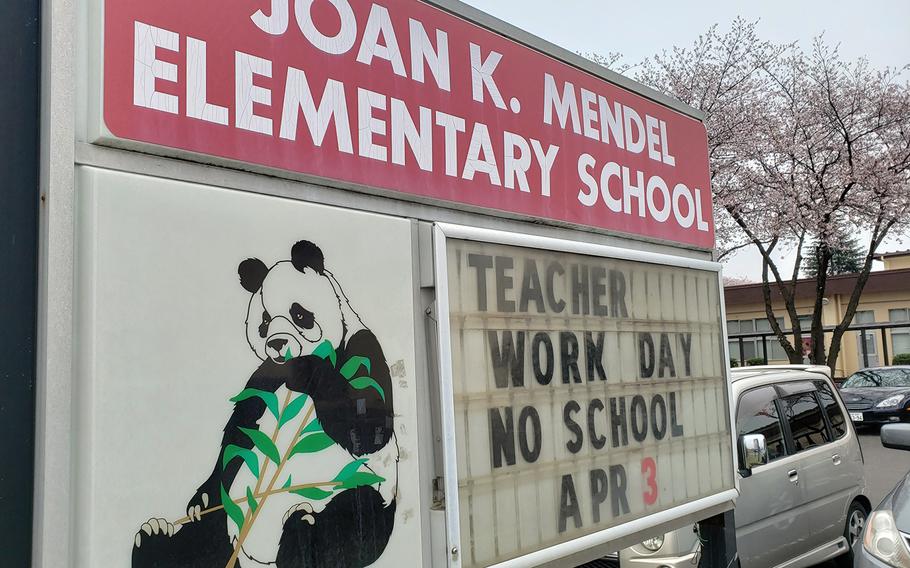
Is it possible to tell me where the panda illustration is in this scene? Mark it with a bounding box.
[132,240,399,567]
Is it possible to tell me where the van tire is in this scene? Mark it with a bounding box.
[836,500,869,567]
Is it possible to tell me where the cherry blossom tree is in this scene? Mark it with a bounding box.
[736,40,910,369]
[578,51,631,74]
[589,19,910,372]
[722,275,754,287]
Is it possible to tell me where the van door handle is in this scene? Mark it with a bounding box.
[832,454,842,465]
[788,469,799,484]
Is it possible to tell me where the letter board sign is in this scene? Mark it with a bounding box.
[434,225,735,567]
[100,0,714,248]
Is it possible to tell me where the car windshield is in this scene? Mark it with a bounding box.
[842,368,910,388]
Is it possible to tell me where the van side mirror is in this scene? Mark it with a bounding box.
[881,424,910,451]
[741,434,769,472]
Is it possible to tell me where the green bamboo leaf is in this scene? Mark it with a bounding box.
[222,444,260,478]
[332,458,369,483]
[290,432,335,456]
[349,377,385,401]
[312,340,337,367]
[282,476,293,489]
[291,486,334,500]
[246,487,258,513]
[283,348,294,362]
[239,427,281,465]
[301,418,323,434]
[279,394,309,428]
[221,484,245,532]
[339,471,386,489]
[339,356,372,380]
[230,389,280,421]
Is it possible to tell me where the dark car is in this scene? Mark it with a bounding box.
[840,366,910,426]
[853,423,910,566]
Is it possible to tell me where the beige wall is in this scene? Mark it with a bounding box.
[725,291,910,378]
[883,255,910,271]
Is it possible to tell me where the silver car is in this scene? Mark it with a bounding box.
[619,530,699,567]
[854,423,910,567]
[620,366,870,568]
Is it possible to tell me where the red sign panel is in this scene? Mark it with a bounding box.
[104,0,714,247]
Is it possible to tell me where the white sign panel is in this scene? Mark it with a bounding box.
[436,228,734,567]
[73,167,425,568]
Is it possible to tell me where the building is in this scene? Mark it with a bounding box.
[724,250,910,377]
[877,249,910,271]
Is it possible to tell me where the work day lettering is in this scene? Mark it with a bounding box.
[463,249,701,535]
[449,241,727,547]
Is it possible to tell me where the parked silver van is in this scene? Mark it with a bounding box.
[620,366,870,568]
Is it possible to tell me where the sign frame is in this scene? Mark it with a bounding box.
[432,222,738,567]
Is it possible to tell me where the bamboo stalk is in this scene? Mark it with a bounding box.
[246,390,293,514]
[218,389,292,561]
[173,480,341,526]
[223,404,316,568]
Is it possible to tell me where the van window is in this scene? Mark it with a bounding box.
[781,392,830,452]
[815,381,847,439]
[736,387,787,464]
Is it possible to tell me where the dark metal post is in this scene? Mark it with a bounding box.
[738,337,745,366]
[861,330,869,368]
[0,0,40,563]
[882,328,890,367]
[761,335,768,364]
[698,510,739,568]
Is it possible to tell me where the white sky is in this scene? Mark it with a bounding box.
[463,0,910,279]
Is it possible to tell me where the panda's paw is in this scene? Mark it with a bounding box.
[282,502,316,527]
[185,490,210,522]
[133,518,180,549]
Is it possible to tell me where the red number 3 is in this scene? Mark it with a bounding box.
[642,458,658,505]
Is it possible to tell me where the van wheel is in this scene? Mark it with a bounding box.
[836,500,868,567]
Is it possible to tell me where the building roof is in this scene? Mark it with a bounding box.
[724,267,910,306]
[874,249,910,260]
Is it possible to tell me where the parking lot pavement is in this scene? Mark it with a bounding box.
[857,427,910,507]
[812,427,910,567]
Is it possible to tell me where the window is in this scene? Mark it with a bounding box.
[727,317,788,363]
[815,381,847,439]
[854,310,879,367]
[843,368,910,388]
[728,338,757,361]
[727,318,757,361]
[890,308,910,357]
[736,387,787,466]
[855,310,877,324]
[755,318,788,360]
[781,391,830,452]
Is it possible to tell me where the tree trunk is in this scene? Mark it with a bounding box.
[827,222,895,375]
[809,246,832,366]
[759,253,802,363]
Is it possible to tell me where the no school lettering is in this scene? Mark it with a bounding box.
[468,251,691,533]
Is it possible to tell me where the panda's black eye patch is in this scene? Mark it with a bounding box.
[290,303,315,330]
[258,310,271,339]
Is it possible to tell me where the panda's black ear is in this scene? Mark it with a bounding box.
[238,258,269,293]
[291,240,325,274]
